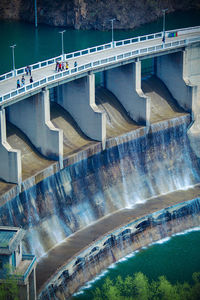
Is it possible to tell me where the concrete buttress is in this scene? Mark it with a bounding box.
[0,109,22,184]
[7,88,63,168]
[102,61,150,125]
[55,73,106,148]
[156,51,195,112]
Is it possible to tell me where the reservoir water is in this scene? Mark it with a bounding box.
[72,228,200,299]
[1,10,200,75]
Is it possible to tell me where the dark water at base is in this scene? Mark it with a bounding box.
[1,10,200,74]
[72,228,200,299]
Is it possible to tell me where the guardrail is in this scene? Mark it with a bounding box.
[21,254,36,281]
[0,38,189,104]
[1,25,199,84]
[3,254,37,282]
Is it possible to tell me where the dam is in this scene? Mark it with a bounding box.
[0,21,200,299]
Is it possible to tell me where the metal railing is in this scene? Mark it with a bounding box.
[0,26,200,104]
[0,38,189,104]
[11,254,36,282]
[0,55,63,82]
[1,25,199,84]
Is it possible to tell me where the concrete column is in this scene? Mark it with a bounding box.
[56,73,106,148]
[0,109,21,184]
[7,88,63,168]
[155,51,194,112]
[18,283,29,300]
[29,268,36,300]
[184,43,200,78]
[174,44,200,157]
[102,61,150,125]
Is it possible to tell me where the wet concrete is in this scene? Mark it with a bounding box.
[50,102,95,157]
[142,75,186,123]
[0,180,15,198]
[6,122,54,180]
[36,183,200,294]
[96,87,139,138]
[0,76,190,202]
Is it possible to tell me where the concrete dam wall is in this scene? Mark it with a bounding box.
[0,113,200,260]
[38,196,200,299]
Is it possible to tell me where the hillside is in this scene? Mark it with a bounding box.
[0,0,200,29]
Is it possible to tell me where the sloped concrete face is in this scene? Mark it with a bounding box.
[102,61,150,125]
[55,74,106,147]
[156,51,194,112]
[7,89,63,167]
[0,109,21,184]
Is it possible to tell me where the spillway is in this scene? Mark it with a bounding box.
[50,102,95,157]
[0,112,199,258]
[0,76,200,289]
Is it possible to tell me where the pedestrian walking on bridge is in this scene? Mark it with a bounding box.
[21,75,25,86]
[28,65,31,76]
[17,79,20,88]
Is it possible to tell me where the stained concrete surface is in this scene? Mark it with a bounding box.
[96,87,139,138]
[36,183,200,294]
[0,76,189,200]
[50,102,95,157]
[6,122,53,179]
[142,75,186,123]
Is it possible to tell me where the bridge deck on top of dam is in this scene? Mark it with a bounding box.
[0,26,200,106]
[36,183,200,295]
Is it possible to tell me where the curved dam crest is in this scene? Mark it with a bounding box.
[0,113,200,259]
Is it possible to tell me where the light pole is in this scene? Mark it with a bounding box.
[34,0,37,28]
[10,44,16,76]
[34,0,38,28]
[59,30,66,60]
[110,18,116,48]
[162,9,168,43]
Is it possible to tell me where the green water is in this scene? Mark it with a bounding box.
[72,228,200,299]
[1,9,200,75]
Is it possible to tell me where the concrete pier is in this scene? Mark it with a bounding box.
[156,51,195,112]
[102,61,150,125]
[184,43,200,78]
[7,88,63,168]
[0,109,21,184]
[55,74,106,148]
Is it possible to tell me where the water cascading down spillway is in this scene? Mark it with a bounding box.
[0,110,200,258]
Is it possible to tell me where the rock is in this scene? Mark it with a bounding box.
[0,0,200,30]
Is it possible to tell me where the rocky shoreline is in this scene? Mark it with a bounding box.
[0,0,200,30]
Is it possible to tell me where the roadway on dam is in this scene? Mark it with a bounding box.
[0,76,187,200]
[0,28,199,100]
[36,183,200,294]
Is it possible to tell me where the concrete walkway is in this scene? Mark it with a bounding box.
[36,183,200,294]
[0,30,199,99]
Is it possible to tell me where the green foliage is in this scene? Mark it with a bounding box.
[93,271,200,300]
[0,264,19,300]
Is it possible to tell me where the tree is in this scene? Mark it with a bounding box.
[133,272,150,300]
[93,271,200,300]
[0,264,19,300]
